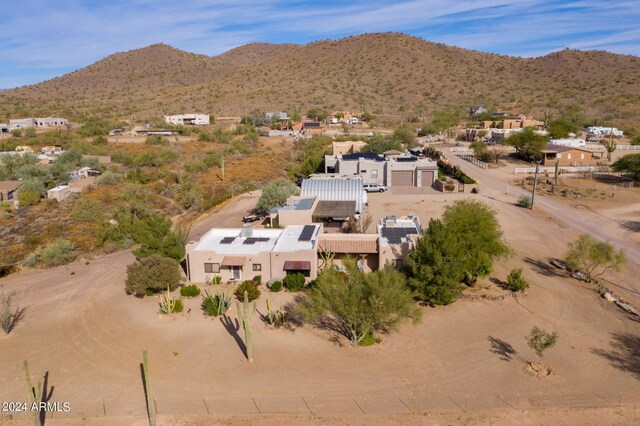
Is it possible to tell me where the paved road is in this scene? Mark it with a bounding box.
[449,154,640,295]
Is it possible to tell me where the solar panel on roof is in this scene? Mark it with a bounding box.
[298,225,316,242]
[243,237,258,245]
[381,227,417,244]
[220,237,235,244]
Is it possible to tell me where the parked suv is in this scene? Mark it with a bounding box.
[363,183,387,193]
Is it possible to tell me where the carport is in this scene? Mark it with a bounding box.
[312,200,356,222]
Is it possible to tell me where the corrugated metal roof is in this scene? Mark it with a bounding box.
[318,236,378,254]
[301,178,365,213]
[283,260,311,270]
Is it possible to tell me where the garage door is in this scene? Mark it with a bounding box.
[391,170,414,186]
[421,171,434,187]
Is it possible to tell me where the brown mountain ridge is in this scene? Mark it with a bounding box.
[1,33,639,127]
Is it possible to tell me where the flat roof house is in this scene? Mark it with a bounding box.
[324,153,438,188]
[164,114,210,126]
[185,225,321,283]
[47,185,71,201]
[270,196,319,227]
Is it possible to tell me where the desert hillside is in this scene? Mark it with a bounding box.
[1,33,639,126]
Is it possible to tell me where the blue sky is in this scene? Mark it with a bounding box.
[1,0,638,89]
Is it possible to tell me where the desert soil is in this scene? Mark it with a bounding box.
[0,159,639,424]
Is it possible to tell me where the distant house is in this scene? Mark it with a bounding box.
[70,167,101,180]
[0,181,20,204]
[9,117,68,130]
[47,185,72,201]
[265,112,289,121]
[41,145,64,154]
[15,146,35,153]
[324,152,438,187]
[480,117,544,130]
[469,106,488,116]
[539,144,601,166]
[164,114,210,126]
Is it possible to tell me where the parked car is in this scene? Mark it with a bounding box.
[586,136,599,142]
[363,183,387,193]
[242,212,265,223]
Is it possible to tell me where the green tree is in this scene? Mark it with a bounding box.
[125,254,182,297]
[526,326,558,371]
[547,119,578,138]
[306,108,329,121]
[611,154,640,179]
[405,200,509,304]
[470,141,494,163]
[506,128,548,160]
[392,124,417,148]
[297,259,421,345]
[257,179,298,211]
[564,235,626,282]
[17,178,45,206]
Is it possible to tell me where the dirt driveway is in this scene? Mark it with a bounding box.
[1,177,639,423]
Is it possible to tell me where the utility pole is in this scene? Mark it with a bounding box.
[530,160,541,210]
[221,155,225,181]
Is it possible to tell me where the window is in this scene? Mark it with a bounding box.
[371,169,378,178]
[557,153,562,158]
[204,263,220,273]
[567,153,572,159]
[395,259,404,269]
[252,263,262,272]
[581,153,585,159]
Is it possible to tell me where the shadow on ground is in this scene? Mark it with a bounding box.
[591,332,640,380]
[523,257,562,278]
[488,336,527,363]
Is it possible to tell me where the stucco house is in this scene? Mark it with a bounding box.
[539,144,601,166]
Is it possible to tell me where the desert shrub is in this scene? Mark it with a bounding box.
[145,135,169,146]
[360,333,377,346]
[269,280,283,292]
[201,291,232,316]
[0,292,24,334]
[517,195,532,208]
[252,275,262,285]
[125,254,182,297]
[96,171,123,185]
[506,268,529,292]
[30,239,76,267]
[180,284,201,298]
[174,299,184,313]
[283,272,306,292]
[17,178,45,206]
[234,280,261,301]
[72,197,104,222]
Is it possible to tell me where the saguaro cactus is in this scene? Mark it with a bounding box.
[23,361,40,426]
[142,349,156,426]
[236,290,256,362]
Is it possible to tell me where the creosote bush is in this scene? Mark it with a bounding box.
[125,254,182,297]
[180,285,201,298]
[506,267,529,292]
[27,239,76,268]
[234,280,261,301]
[283,273,306,292]
[269,280,283,292]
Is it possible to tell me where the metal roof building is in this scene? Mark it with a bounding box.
[300,177,366,214]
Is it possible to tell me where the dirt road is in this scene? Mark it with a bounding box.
[448,154,640,298]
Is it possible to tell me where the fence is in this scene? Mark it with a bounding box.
[2,391,638,420]
[450,147,471,152]
[617,145,640,150]
[515,165,611,174]
[457,154,488,169]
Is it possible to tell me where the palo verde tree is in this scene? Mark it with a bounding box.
[612,153,640,180]
[405,200,509,305]
[257,179,299,211]
[506,128,548,161]
[526,326,558,371]
[297,259,421,345]
[564,234,626,282]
